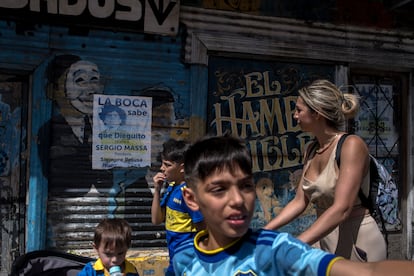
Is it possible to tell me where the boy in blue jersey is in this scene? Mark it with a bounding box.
[151,139,204,275]
[78,218,139,276]
[175,135,414,276]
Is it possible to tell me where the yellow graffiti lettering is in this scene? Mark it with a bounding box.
[259,98,286,134]
[249,133,312,173]
[245,71,281,98]
[261,136,282,171]
[240,101,259,138]
[213,96,299,138]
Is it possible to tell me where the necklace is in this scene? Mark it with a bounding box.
[315,134,338,154]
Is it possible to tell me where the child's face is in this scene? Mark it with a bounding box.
[103,111,122,127]
[94,242,128,270]
[183,166,255,250]
[160,159,184,183]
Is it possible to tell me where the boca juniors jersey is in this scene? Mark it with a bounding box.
[160,182,204,273]
[173,229,340,276]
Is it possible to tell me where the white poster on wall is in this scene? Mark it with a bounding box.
[92,94,152,169]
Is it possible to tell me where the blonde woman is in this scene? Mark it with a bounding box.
[264,79,386,261]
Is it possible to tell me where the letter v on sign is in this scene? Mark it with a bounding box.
[144,0,179,36]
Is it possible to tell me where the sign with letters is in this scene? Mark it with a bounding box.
[207,56,335,233]
[92,94,152,169]
[144,0,179,35]
[0,0,180,36]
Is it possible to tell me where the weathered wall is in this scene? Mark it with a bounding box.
[0,20,192,253]
[2,1,414,274]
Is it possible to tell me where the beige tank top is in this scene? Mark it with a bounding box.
[302,138,370,211]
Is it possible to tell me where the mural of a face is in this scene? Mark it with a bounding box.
[65,60,103,115]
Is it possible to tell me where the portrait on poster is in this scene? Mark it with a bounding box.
[92,94,152,169]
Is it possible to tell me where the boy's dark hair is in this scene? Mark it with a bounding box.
[98,104,127,125]
[94,218,132,249]
[184,135,252,188]
[161,139,190,163]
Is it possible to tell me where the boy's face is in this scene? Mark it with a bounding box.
[103,111,122,127]
[93,242,128,270]
[183,166,255,250]
[161,159,184,183]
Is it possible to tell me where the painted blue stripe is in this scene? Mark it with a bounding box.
[27,56,54,251]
